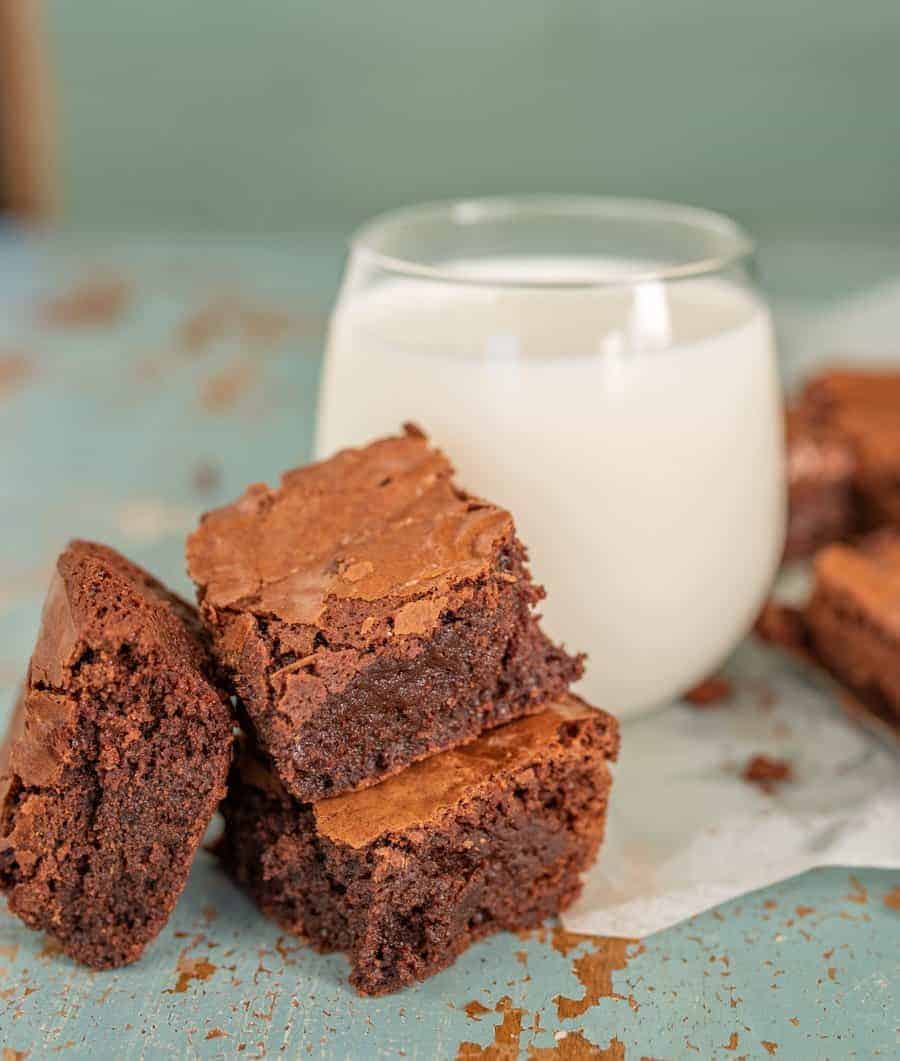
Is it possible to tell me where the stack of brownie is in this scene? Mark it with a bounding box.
[0,427,618,995]
[188,426,616,994]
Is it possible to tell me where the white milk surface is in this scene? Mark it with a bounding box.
[317,259,785,716]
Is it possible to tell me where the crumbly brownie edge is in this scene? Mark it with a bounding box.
[218,771,357,955]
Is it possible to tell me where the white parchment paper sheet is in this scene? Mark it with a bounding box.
[563,640,900,938]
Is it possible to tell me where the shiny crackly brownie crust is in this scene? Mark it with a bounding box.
[0,541,233,968]
[187,427,583,801]
[220,695,618,996]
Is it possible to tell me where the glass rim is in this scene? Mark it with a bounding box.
[350,196,756,289]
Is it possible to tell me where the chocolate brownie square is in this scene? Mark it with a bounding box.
[784,407,856,561]
[805,369,900,528]
[220,694,618,995]
[804,532,900,730]
[0,541,233,968]
[785,368,900,559]
[187,426,583,801]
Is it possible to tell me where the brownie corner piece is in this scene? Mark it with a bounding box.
[804,531,900,729]
[0,540,233,968]
[220,694,618,996]
[187,427,584,801]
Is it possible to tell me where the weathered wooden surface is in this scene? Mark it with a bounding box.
[1,856,896,1059]
[0,236,897,1059]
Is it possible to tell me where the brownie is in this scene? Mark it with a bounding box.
[220,694,618,996]
[805,369,900,527]
[758,529,900,735]
[784,407,856,561]
[803,532,900,730]
[785,368,900,559]
[0,541,233,968]
[187,426,583,801]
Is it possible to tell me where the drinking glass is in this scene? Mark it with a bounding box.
[316,197,786,718]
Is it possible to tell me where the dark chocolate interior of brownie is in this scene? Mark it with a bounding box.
[0,546,232,968]
[859,466,900,530]
[222,732,610,995]
[239,541,582,800]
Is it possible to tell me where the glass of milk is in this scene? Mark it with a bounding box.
[316,198,785,718]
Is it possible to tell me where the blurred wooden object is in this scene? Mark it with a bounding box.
[0,0,55,221]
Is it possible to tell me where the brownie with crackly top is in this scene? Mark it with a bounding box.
[759,530,900,732]
[0,541,233,968]
[804,531,900,730]
[220,694,618,996]
[186,426,583,802]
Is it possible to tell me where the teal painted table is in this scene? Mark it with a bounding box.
[0,234,897,1059]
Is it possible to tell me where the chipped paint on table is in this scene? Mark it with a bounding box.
[0,235,897,1059]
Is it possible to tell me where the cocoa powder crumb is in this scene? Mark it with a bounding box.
[39,276,131,328]
[754,600,806,652]
[684,675,732,707]
[191,462,221,495]
[198,357,260,413]
[0,353,33,399]
[743,755,793,794]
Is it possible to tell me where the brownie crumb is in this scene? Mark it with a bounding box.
[176,297,235,355]
[191,461,222,495]
[0,353,33,400]
[39,276,131,329]
[198,357,260,413]
[683,675,732,707]
[754,600,808,653]
[176,296,300,356]
[742,754,793,794]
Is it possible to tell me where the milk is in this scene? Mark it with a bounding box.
[316,259,785,716]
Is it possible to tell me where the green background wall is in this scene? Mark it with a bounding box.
[47,1,900,235]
